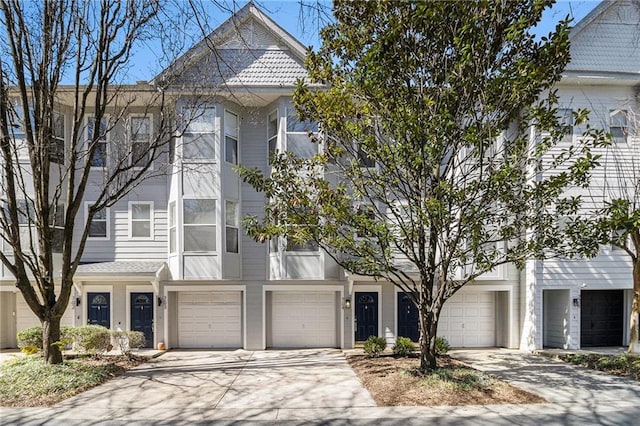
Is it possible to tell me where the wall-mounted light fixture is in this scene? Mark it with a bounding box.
[343,298,351,309]
[75,297,81,306]
[573,298,580,308]
[157,296,163,307]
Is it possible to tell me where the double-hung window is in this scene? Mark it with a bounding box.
[50,203,65,252]
[286,107,318,159]
[225,201,239,253]
[558,108,573,143]
[87,116,108,167]
[50,112,65,164]
[169,201,177,253]
[129,201,153,239]
[130,116,151,168]
[86,203,110,240]
[183,199,216,251]
[268,110,278,161]
[224,111,238,164]
[183,106,215,160]
[610,110,628,144]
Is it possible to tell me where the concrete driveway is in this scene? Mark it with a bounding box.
[0,349,377,424]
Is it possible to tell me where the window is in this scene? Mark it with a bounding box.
[183,199,216,251]
[225,201,239,253]
[129,202,153,239]
[355,205,376,238]
[50,112,65,164]
[357,145,375,168]
[286,107,318,158]
[130,116,151,168]
[610,110,628,144]
[558,108,573,142]
[16,199,34,225]
[268,110,278,160]
[183,106,215,160]
[169,201,176,253]
[50,203,64,252]
[611,228,627,251]
[86,203,109,239]
[224,111,238,164]
[286,239,319,252]
[87,116,108,167]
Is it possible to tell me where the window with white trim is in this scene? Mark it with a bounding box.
[183,199,216,251]
[87,116,108,167]
[225,200,239,253]
[169,201,176,253]
[268,110,278,161]
[286,107,318,159]
[183,106,215,160]
[50,203,65,252]
[224,111,238,164]
[50,112,65,164]
[86,203,110,239]
[129,201,153,239]
[130,116,151,168]
[610,110,628,144]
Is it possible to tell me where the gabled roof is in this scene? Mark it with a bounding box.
[152,1,308,86]
[565,0,640,77]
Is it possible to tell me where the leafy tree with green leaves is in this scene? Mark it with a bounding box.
[239,0,605,371]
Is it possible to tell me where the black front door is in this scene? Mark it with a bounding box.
[581,290,623,347]
[355,292,378,341]
[398,293,419,342]
[88,292,110,328]
[131,292,154,348]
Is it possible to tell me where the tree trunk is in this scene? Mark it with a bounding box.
[629,260,640,353]
[42,316,63,364]
[418,306,438,372]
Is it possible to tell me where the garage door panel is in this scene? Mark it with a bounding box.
[271,291,337,348]
[178,291,241,349]
[437,291,495,348]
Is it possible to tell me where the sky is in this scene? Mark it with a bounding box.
[127,0,603,83]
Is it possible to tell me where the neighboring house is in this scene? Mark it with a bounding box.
[0,1,637,352]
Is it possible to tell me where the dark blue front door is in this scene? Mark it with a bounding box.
[355,292,378,341]
[88,292,110,328]
[131,292,154,348]
[397,293,419,342]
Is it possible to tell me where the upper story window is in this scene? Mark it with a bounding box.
[286,238,319,252]
[224,111,238,165]
[183,199,216,252]
[16,199,35,225]
[169,201,176,253]
[357,145,375,168]
[268,110,278,160]
[286,107,319,159]
[183,106,215,160]
[49,112,65,164]
[87,116,108,168]
[355,205,376,239]
[225,200,239,253]
[558,108,573,143]
[130,116,151,168]
[610,110,628,144]
[129,201,153,239]
[50,203,64,252]
[86,203,110,240]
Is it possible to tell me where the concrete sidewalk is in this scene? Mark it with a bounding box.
[2,348,640,425]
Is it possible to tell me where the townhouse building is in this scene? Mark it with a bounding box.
[0,0,637,352]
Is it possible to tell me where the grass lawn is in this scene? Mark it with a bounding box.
[0,354,146,407]
[556,353,640,380]
[348,354,545,406]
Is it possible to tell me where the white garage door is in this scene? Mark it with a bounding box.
[271,291,337,348]
[438,291,495,347]
[178,292,242,348]
[16,294,74,332]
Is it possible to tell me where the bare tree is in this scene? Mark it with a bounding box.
[0,0,200,364]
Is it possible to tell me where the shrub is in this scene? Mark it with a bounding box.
[435,336,450,355]
[392,336,415,357]
[67,325,111,354]
[363,336,387,357]
[17,326,43,352]
[111,330,146,354]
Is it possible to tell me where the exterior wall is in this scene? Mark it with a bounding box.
[0,291,17,348]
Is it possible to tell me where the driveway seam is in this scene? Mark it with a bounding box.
[212,351,255,409]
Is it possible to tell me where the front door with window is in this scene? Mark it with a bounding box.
[88,292,110,328]
[131,292,154,348]
[397,293,419,342]
[355,292,378,341]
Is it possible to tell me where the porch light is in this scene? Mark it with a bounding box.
[157,296,163,307]
[573,298,580,308]
[343,298,351,309]
[75,297,81,306]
